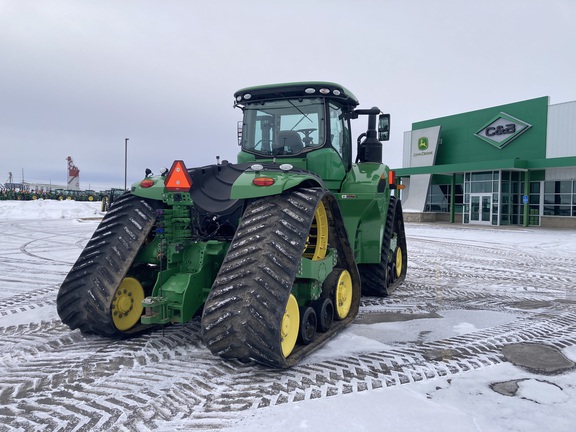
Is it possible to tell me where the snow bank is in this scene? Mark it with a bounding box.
[0,199,103,220]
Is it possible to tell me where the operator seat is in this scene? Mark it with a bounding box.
[275,130,303,154]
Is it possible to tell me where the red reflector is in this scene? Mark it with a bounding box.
[253,177,275,186]
[388,170,396,185]
[165,160,193,191]
[140,179,155,188]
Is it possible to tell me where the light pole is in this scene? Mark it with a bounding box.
[124,138,129,190]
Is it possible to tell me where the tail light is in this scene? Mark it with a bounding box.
[387,170,405,190]
[253,177,275,186]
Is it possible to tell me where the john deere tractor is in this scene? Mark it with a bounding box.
[56,82,407,368]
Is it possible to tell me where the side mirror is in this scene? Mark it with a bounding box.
[378,114,390,141]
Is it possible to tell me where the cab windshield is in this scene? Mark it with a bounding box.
[241,98,325,156]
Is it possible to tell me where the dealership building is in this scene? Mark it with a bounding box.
[396,96,576,228]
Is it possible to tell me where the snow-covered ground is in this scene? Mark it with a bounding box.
[1,200,575,432]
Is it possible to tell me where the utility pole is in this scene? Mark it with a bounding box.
[124,138,129,190]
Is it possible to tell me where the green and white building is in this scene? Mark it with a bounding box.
[396,96,576,228]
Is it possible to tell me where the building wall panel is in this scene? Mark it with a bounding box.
[547,101,576,158]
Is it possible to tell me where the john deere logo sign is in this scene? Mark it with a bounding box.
[418,137,429,150]
[474,112,532,149]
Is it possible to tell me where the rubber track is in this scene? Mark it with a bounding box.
[56,193,160,337]
[358,196,408,296]
[201,187,361,368]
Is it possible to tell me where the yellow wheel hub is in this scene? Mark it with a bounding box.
[112,277,144,331]
[303,201,329,261]
[280,294,300,358]
[395,247,403,278]
[335,270,353,319]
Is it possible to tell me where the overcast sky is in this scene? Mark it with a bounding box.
[1,0,575,190]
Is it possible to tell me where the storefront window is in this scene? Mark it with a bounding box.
[471,182,492,193]
[529,206,540,226]
[544,180,572,194]
[544,205,571,216]
[543,180,575,217]
[471,172,492,182]
[425,184,463,212]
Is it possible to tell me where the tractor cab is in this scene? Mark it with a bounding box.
[234,82,390,189]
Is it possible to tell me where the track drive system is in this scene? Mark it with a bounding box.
[201,187,361,368]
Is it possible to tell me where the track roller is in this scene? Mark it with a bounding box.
[311,297,334,332]
[330,268,353,320]
[298,306,317,345]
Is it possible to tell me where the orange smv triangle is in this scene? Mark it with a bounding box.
[165,160,192,191]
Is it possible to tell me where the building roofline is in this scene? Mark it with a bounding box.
[395,156,576,177]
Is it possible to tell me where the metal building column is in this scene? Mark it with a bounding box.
[523,170,530,227]
[450,173,456,223]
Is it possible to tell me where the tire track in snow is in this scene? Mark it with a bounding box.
[2,309,576,430]
[1,221,576,430]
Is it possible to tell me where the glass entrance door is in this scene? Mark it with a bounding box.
[470,194,492,224]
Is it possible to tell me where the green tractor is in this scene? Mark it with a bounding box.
[56,82,407,368]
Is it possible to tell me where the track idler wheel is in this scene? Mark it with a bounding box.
[394,245,404,279]
[111,277,145,331]
[281,294,300,357]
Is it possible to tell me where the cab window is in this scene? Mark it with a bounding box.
[241,98,325,156]
[329,103,351,169]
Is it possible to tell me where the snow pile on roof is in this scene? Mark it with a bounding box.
[0,199,103,220]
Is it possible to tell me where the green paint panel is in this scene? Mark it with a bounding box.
[412,97,548,165]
